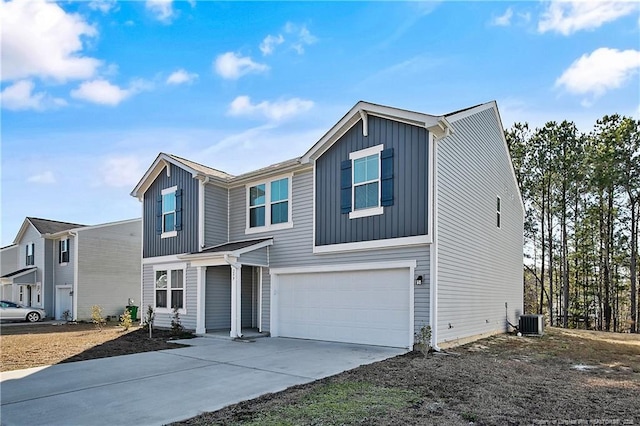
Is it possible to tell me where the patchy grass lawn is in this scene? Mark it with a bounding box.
[0,322,187,372]
[176,328,640,426]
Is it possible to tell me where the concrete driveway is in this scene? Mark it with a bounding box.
[0,337,406,425]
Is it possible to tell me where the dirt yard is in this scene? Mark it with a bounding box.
[0,322,187,372]
[176,328,640,425]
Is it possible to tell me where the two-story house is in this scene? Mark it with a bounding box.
[0,217,142,321]
[131,101,524,349]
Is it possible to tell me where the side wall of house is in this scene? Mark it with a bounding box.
[53,236,75,289]
[16,226,49,312]
[228,169,431,335]
[76,221,142,320]
[142,262,197,330]
[436,107,524,345]
[0,245,18,275]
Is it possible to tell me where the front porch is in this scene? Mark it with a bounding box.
[181,238,272,338]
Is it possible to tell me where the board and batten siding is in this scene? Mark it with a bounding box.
[436,107,524,345]
[142,263,197,330]
[228,169,430,335]
[315,116,429,246]
[143,163,199,258]
[75,221,142,320]
[204,183,228,247]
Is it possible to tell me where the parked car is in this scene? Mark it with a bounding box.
[0,300,46,322]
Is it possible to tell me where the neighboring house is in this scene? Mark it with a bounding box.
[131,100,524,349]
[0,217,142,320]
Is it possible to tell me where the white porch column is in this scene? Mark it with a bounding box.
[229,264,242,338]
[196,266,206,334]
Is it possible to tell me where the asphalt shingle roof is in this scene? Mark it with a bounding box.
[198,238,273,254]
[27,217,86,235]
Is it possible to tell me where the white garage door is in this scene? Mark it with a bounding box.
[275,268,411,348]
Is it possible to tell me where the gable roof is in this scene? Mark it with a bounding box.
[14,217,87,244]
[131,152,234,199]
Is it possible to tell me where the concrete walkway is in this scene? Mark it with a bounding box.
[0,337,406,426]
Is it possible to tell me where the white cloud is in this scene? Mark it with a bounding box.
[538,1,638,35]
[0,80,66,111]
[228,96,314,121]
[284,23,317,54]
[1,0,101,82]
[214,52,269,80]
[88,0,119,14]
[70,79,152,106]
[555,48,640,99]
[492,8,513,26]
[27,171,56,184]
[101,156,145,187]
[260,34,284,56]
[146,0,174,22]
[166,69,198,85]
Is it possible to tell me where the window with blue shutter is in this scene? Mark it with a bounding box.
[340,160,352,214]
[159,186,179,237]
[380,148,394,206]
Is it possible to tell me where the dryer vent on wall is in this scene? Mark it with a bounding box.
[519,314,544,335]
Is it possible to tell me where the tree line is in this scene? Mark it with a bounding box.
[506,114,639,333]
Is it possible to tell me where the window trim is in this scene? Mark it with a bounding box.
[153,263,186,314]
[244,173,294,234]
[25,242,34,266]
[59,238,69,265]
[348,144,384,219]
[161,186,178,239]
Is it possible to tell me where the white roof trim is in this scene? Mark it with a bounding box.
[178,238,273,261]
[13,218,37,245]
[46,218,141,239]
[300,101,449,163]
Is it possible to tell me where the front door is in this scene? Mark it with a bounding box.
[56,286,72,320]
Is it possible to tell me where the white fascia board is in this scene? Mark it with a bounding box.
[270,259,417,275]
[233,239,274,255]
[142,254,185,265]
[47,218,141,238]
[313,235,431,254]
[13,218,37,244]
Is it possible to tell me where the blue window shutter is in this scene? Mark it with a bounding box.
[340,160,352,214]
[381,148,394,207]
[156,195,162,235]
[175,189,183,231]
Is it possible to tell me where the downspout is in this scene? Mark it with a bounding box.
[70,230,79,321]
[429,133,441,352]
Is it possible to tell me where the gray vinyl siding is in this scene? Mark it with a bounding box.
[205,266,231,330]
[204,183,228,247]
[436,107,524,345]
[53,237,74,288]
[143,163,199,258]
[142,262,197,330]
[229,170,430,335]
[238,247,268,266]
[0,245,18,275]
[241,267,253,328]
[43,239,53,316]
[16,225,49,313]
[75,221,142,320]
[315,116,429,245]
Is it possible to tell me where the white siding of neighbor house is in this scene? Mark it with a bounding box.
[228,170,431,335]
[75,220,142,320]
[1,245,18,275]
[436,106,524,345]
[16,225,50,312]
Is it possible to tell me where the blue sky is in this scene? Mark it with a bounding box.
[1,0,639,246]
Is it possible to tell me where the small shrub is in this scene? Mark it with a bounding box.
[171,307,184,337]
[119,308,132,331]
[414,324,432,355]
[62,309,72,322]
[91,305,106,330]
[143,305,155,338]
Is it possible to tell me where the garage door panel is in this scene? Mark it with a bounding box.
[276,268,410,348]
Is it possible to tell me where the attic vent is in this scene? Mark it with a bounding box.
[519,314,544,335]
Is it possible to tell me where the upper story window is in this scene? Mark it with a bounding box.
[496,196,501,229]
[342,144,394,219]
[59,239,69,264]
[156,186,182,238]
[25,243,34,266]
[154,267,185,312]
[246,175,292,234]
